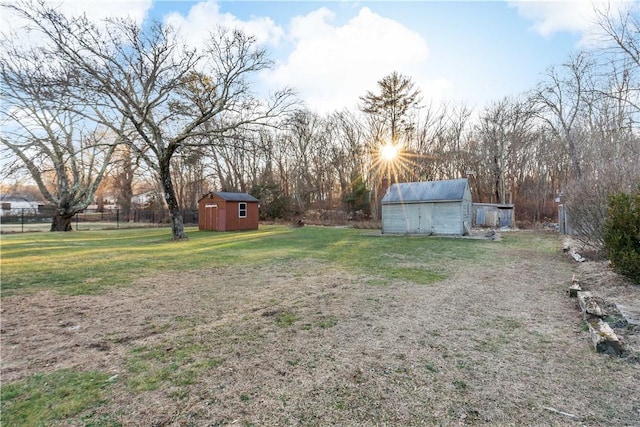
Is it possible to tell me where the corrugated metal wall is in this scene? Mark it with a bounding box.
[473,204,514,228]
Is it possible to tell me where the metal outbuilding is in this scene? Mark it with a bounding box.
[198,191,259,231]
[381,178,473,235]
[473,203,515,228]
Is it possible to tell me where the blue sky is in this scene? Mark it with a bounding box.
[152,0,591,112]
[3,0,630,113]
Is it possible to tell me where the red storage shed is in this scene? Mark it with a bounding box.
[198,192,259,231]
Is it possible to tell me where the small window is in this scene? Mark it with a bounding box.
[238,202,247,218]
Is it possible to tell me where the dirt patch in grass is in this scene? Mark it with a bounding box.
[2,235,640,426]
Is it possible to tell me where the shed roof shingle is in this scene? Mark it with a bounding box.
[203,192,259,202]
[381,179,469,204]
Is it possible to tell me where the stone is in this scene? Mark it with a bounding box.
[616,303,640,327]
[587,318,621,356]
[568,283,581,298]
[577,291,604,318]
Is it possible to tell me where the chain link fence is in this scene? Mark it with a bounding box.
[0,208,199,233]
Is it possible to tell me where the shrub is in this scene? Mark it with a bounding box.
[251,182,293,220]
[564,178,615,252]
[603,186,640,284]
[343,174,371,219]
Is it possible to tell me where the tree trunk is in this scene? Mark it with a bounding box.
[118,182,133,222]
[169,207,187,240]
[114,145,134,221]
[51,213,74,231]
[96,188,105,212]
[566,134,582,178]
[160,159,188,240]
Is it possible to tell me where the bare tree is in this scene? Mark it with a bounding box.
[410,102,453,181]
[171,148,208,210]
[0,40,116,231]
[476,97,536,204]
[325,110,368,211]
[443,103,475,179]
[5,1,296,239]
[108,144,142,219]
[528,3,639,235]
[533,53,596,179]
[281,110,333,211]
[591,1,640,130]
[207,134,249,192]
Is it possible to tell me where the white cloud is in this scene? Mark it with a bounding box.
[163,0,284,47]
[508,0,633,45]
[262,6,431,113]
[509,0,592,37]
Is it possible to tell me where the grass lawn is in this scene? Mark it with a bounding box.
[0,225,493,296]
[2,226,638,426]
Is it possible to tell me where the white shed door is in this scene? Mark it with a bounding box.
[407,204,433,234]
[382,204,433,234]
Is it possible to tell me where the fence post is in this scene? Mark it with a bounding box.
[116,208,120,229]
[21,208,24,233]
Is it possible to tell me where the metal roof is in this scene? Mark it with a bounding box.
[205,192,259,202]
[381,179,469,204]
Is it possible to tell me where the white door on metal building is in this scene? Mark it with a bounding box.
[407,204,433,234]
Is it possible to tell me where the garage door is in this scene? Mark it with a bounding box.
[382,204,433,234]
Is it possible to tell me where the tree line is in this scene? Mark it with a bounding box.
[1,0,638,245]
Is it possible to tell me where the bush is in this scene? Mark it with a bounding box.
[564,178,614,252]
[603,186,640,284]
[251,182,293,220]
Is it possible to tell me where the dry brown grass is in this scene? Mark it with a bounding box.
[2,233,639,426]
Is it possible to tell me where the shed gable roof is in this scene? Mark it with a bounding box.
[381,179,469,204]
[199,192,259,202]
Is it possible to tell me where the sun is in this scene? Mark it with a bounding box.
[380,143,398,161]
[372,140,430,183]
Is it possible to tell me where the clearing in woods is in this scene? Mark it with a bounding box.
[1,226,639,426]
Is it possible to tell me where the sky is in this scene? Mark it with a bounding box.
[1,0,633,114]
